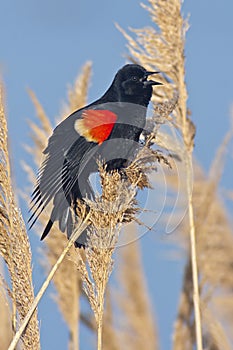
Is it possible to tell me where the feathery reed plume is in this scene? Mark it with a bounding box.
[117,224,158,350]
[0,86,40,349]
[118,1,205,348]
[24,62,92,350]
[72,164,139,349]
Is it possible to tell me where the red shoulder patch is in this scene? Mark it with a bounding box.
[75,109,117,144]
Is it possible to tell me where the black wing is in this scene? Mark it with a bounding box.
[28,108,96,231]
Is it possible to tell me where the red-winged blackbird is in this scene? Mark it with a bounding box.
[29,64,161,247]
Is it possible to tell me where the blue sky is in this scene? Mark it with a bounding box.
[1,1,233,349]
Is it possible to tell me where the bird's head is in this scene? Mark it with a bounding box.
[114,64,162,106]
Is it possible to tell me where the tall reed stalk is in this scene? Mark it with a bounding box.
[118,0,203,348]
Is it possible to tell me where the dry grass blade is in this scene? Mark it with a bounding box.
[0,86,40,349]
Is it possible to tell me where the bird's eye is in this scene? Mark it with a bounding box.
[131,76,139,81]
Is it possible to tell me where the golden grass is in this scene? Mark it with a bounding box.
[0,86,40,349]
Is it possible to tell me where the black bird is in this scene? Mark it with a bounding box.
[29,64,162,247]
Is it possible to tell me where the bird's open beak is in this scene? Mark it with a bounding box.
[143,71,163,86]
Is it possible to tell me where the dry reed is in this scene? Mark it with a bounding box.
[118,0,203,348]
[0,86,40,349]
[156,120,233,350]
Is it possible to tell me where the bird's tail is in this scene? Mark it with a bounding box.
[40,192,89,247]
[40,192,73,240]
[41,219,54,240]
